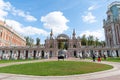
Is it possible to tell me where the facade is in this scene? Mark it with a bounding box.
[1,1,120,60]
[103,1,120,48]
[0,31,120,60]
[0,44,119,60]
[0,20,26,46]
[45,29,81,57]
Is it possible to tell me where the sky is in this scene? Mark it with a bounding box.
[0,0,118,43]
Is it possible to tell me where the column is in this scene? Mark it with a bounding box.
[37,50,40,59]
[95,50,99,57]
[28,50,33,59]
[11,50,14,59]
[13,50,18,60]
[111,23,117,47]
[103,50,108,57]
[0,50,2,60]
[87,50,91,57]
[111,50,117,57]
[5,50,10,60]
[104,28,107,46]
[101,50,104,56]
[79,51,83,58]
[118,49,120,57]
[84,50,87,58]
[20,50,25,59]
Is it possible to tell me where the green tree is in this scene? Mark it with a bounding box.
[88,35,94,46]
[95,38,99,46]
[100,41,106,47]
[36,38,40,46]
[81,34,105,47]
[25,36,34,46]
[64,42,68,50]
[81,35,87,46]
[61,42,64,49]
[58,42,66,49]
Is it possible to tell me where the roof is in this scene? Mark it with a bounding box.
[108,1,120,9]
[57,34,69,40]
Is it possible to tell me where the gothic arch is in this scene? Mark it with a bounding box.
[41,50,44,58]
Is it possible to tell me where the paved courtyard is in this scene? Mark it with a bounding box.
[0,58,120,80]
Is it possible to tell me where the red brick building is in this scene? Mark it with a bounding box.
[0,20,26,46]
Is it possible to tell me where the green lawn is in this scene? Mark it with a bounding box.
[0,61,113,76]
[102,57,120,62]
[0,59,37,63]
[89,57,120,62]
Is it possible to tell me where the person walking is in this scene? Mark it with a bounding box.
[92,54,96,62]
[97,55,101,62]
[103,54,106,60]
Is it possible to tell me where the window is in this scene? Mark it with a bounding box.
[73,44,76,48]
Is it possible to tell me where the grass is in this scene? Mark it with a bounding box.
[89,57,120,62]
[0,59,37,63]
[0,61,113,76]
[102,57,120,62]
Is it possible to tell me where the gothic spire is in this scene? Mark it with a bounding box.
[50,29,53,39]
[50,29,53,36]
[73,29,76,36]
[72,29,76,39]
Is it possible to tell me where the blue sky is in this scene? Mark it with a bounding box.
[0,0,118,43]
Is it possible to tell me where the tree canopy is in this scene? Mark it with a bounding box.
[36,38,40,46]
[25,36,34,46]
[81,35,105,46]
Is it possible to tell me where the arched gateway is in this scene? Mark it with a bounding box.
[57,34,69,50]
[57,34,69,58]
[45,29,81,58]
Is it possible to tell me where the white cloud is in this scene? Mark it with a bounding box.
[0,0,37,22]
[5,19,24,34]
[41,11,69,34]
[5,19,48,36]
[12,8,37,22]
[0,0,46,37]
[25,15,37,22]
[0,9,8,19]
[0,0,11,19]
[0,0,11,10]
[22,26,48,36]
[88,5,97,11]
[80,29,104,40]
[82,12,96,23]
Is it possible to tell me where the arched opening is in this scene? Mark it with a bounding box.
[109,39,112,47]
[50,51,52,58]
[116,50,119,57]
[58,41,68,50]
[58,50,67,60]
[57,34,69,50]
[99,50,102,57]
[2,50,4,54]
[41,50,44,58]
[107,50,110,57]
[90,50,93,56]
[18,50,20,59]
[82,51,85,59]
[26,50,28,59]
[73,44,76,48]
[33,50,36,59]
[50,44,53,48]
[10,50,12,59]
[74,51,77,57]
[2,50,4,59]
